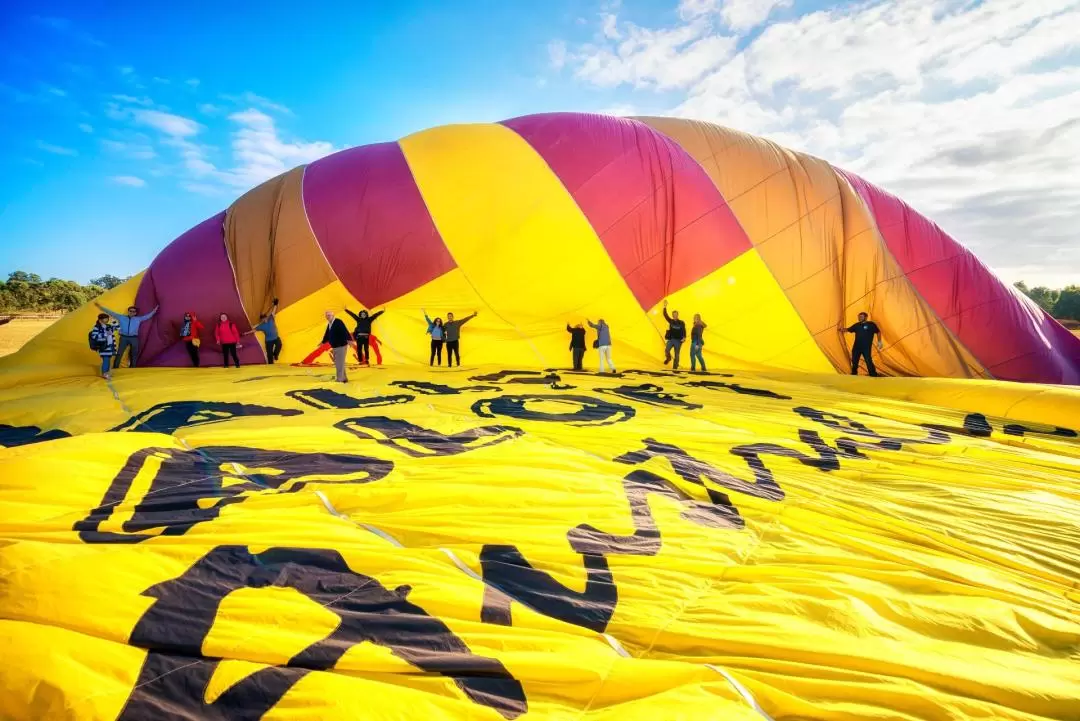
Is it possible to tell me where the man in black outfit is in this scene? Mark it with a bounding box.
[323,310,353,383]
[841,312,883,376]
[566,322,586,371]
[662,299,687,369]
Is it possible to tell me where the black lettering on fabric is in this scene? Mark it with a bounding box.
[472,394,635,427]
[596,383,702,410]
[110,401,303,435]
[467,370,574,390]
[389,380,498,395]
[0,423,71,447]
[615,438,785,526]
[118,546,527,720]
[922,412,1077,439]
[682,380,792,400]
[336,416,524,457]
[285,389,414,410]
[567,469,740,555]
[479,545,616,634]
[479,462,742,632]
[795,406,950,447]
[74,447,393,544]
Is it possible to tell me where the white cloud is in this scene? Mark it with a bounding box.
[185,78,201,88]
[43,85,67,97]
[110,175,146,187]
[112,93,155,106]
[152,77,170,84]
[101,138,156,160]
[37,141,77,156]
[133,110,202,137]
[554,0,1080,287]
[598,104,638,116]
[549,40,569,70]
[198,103,221,114]
[219,109,334,188]
[220,91,291,114]
[573,17,736,89]
[32,16,106,47]
[78,123,93,133]
[119,66,134,75]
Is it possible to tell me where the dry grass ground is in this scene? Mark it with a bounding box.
[0,318,58,357]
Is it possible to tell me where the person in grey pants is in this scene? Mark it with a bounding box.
[322,310,353,382]
[96,302,158,369]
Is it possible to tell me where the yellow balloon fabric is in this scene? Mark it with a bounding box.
[1,362,1078,720]
[2,113,1080,720]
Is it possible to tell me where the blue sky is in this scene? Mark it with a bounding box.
[2,0,1078,287]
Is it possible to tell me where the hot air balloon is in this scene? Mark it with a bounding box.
[1,113,1078,721]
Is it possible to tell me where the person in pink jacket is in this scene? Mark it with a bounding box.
[214,313,243,368]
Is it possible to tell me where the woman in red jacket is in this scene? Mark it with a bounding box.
[179,311,205,367]
[214,313,242,368]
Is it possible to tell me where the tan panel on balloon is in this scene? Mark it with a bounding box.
[223,166,338,324]
[636,117,987,379]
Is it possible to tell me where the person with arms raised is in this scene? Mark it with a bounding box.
[662,300,686,370]
[345,307,384,365]
[442,311,477,367]
[95,302,158,369]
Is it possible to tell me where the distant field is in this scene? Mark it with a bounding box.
[0,318,58,357]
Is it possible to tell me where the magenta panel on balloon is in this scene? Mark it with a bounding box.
[302,142,456,307]
[502,112,752,310]
[838,168,1080,385]
[134,212,265,367]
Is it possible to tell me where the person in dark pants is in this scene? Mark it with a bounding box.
[689,314,707,372]
[96,302,158,369]
[841,312,883,376]
[178,311,204,367]
[662,300,687,369]
[423,310,444,366]
[214,313,242,368]
[323,310,352,382]
[345,307,385,365]
[247,299,282,363]
[442,311,477,367]
[566,322,587,370]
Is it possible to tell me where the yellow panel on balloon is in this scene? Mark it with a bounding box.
[398,123,660,368]
[650,249,834,373]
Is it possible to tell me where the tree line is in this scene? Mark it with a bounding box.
[0,271,129,313]
[1014,282,1080,322]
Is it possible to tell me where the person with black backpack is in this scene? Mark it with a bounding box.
[89,313,117,380]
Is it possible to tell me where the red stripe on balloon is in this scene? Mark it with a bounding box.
[502,112,751,310]
[839,169,1080,384]
[302,142,456,308]
[134,211,264,367]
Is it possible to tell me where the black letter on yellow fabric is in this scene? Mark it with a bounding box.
[682,380,792,400]
[596,384,702,410]
[0,423,71,447]
[74,447,393,544]
[118,546,527,720]
[110,400,304,435]
[285,388,414,410]
[389,379,499,395]
[336,416,524,457]
[472,394,635,426]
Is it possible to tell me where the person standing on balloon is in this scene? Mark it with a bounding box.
[323,310,352,382]
[178,310,204,367]
[689,314,708,373]
[95,301,158,369]
[89,313,117,380]
[246,299,282,364]
[566,322,587,371]
[662,300,687,370]
[214,313,242,368]
[841,312,883,376]
[588,318,615,374]
[423,310,445,366]
[345,307,384,365]
[443,311,477,367]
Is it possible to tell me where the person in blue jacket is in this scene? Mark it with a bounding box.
[95,302,158,369]
[423,310,445,366]
[246,298,282,363]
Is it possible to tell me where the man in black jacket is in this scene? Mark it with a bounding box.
[566,322,586,371]
[323,310,352,383]
[662,300,687,369]
[840,312,883,376]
